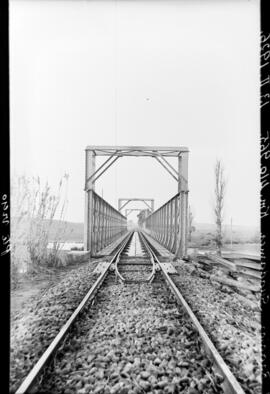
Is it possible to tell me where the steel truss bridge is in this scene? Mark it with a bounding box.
[84,145,189,258]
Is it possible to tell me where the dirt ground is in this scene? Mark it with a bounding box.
[10,260,94,320]
[189,243,260,256]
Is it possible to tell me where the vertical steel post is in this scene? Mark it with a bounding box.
[100,198,105,250]
[105,204,108,247]
[84,150,96,253]
[169,200,173,250]
[172,197,178,252]
[158,210,161,242]
[84,150,90,251]
[159,209,163,243]
[92,195,97,255]
[175,152,189,258]
[96,197,101,253]
[165,203,169,248]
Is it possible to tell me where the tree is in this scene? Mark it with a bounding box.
[214,160,226,255]
[188,206,196,242]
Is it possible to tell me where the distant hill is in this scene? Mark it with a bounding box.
[48,220,84,242]
[194,222,259,233]
[50,220,260,244]
[12,218,84,243]
[192,222,260,245]
[13,218,260,244]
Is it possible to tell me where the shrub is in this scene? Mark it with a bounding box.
[70,246,84,251]
[11,258,19,290]
[11,174,69,278]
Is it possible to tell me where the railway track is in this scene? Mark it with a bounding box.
[115,232,155,283]
[14,231,246,394]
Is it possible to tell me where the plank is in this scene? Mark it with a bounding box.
[236,267,261,279]
[206,254,237,271]
[223,253,260,262]
[234,260,261,271]
[210,275,261,292]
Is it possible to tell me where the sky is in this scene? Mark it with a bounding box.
[10,0,260,227]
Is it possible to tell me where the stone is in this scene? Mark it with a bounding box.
[153,358,161,365]
[140,371,150,379]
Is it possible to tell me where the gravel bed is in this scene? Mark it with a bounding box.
[118,261,153,282]
[171,261,261,394]
[38,274,224,394]
[10,262,100,393]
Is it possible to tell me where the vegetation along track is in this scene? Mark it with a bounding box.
[14,231,246,394]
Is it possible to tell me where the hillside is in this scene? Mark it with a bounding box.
[48,220,84,242]
[192,222,260,245]
[12,218,84,243]
[50,220,260,244]
[12,218,259,244]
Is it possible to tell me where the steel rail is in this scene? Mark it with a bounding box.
[15,231,134,394]
[138,231,157,283]
[139,231,246,394]
[114,232,156,284]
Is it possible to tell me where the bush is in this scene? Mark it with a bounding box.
[11,174,69,278]
[11,259,19,290]
[70,246,84,251]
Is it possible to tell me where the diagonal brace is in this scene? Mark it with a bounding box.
[119,200,132,211]
[156,153,178,176]
[86,152,118,184]
[86,155,120,190]
[142,200,153,211]
[154,157,178,181]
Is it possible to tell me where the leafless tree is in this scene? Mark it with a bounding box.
[188,206,196,242]
[214,160,226,255]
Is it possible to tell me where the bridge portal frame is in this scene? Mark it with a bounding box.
[118,198,154,213]
[124,208,144,217]
[84,146,189,257]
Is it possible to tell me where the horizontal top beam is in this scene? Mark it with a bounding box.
[86,145,189,157]
[126,209,144,211]
[119,198,154,201]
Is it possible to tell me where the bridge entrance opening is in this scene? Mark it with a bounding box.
[84,146,189,258]
[118,198,154,213]
[118,198,154,226]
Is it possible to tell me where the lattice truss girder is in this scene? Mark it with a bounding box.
[85,146,189,192]
[84,146,189,258]
[118,198,154,213]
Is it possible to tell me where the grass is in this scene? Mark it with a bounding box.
[11,174,70,288]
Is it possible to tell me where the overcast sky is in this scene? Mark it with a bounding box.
[10,0,260,227]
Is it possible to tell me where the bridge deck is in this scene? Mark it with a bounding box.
[136,232,174,259]
[95,231,175,259]
[95,232,130,257]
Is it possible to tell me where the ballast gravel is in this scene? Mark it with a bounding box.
[10,262,99,393]
[38,275,224,394]
[172,261,261,394]
[118,261,153,282]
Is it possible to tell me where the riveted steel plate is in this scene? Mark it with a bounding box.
[159,262,178,274]
[93,262,111,275]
